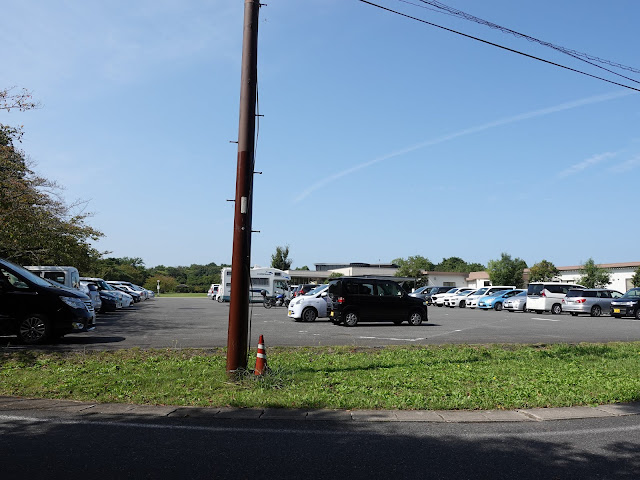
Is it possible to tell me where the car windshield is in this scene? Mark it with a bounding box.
[490,290,509,297]
[1,260,54,288]
[621,288,640,299]
[445,288,458,293]
[306,285,327,296]
[474,288,489,296]
[515,291,527,297]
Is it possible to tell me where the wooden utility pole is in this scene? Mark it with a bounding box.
[227,0,260,374]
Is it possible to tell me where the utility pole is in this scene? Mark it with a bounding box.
[227,0,260,374]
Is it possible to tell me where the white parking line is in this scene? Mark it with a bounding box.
[531,317,560,322]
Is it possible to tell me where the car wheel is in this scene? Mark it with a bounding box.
[635,309,640,320]
[460,300,465,308]
[408,310,424,326]
[494,302,503,311]
[522,304,527,312]
[344,311,359,327]
[18,314,51,345]
[302,307,317,322]
[551,304,562,315]
[590,305,602,317]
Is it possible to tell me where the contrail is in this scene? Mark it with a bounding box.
[293,90,634,202]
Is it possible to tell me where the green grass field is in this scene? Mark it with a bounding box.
[2,343,640,410]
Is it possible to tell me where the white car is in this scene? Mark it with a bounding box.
[287,284,333,322]
[438,288,475,307]
[465,286,516,309]
[446,289,476,308]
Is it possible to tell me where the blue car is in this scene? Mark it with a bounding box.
[477,289,524,311]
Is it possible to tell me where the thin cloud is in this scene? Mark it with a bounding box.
[294,90,634,202]
[556,152,617,179]
[608,154,640,173]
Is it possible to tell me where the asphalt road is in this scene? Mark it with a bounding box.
[1,408,639,479]
[3,297,639,351]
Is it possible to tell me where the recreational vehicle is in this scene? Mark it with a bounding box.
[217,267,291,302]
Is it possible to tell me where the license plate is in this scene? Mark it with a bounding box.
[287,310,293,315]
[613,308,621,314]
[330,311,334,317]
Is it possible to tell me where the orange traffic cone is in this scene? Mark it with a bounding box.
[254,334,267,375]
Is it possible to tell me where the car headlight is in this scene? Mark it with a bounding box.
[60,296,87,310]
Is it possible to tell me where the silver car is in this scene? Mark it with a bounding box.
[503,291,527,312]
[562,289,623,317]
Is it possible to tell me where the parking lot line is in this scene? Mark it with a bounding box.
[531,318,560,322]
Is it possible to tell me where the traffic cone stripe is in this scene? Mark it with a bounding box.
[254,334,267,375]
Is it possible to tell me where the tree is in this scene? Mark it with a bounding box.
[486,253,527,288]
[271,245,292,270]
[144,274,177,293]
[393,255,434,288]
[327,272,344,280]
[434,257,486,272]
[294,265,310,271]
[578,258,611,288]
[631,267,640,288]
[0,100,103,268]
[529,260,560,282]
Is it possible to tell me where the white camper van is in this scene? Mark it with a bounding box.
[25,266,81,290]
[217,267,291,302]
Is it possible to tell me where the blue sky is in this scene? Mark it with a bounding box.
[1,0,639,270]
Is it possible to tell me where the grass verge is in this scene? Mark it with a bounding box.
[2,343,640,410]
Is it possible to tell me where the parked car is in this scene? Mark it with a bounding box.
[79,281,102,319]
[478,289,525,311]
[97,289,119,312]
[327,277,427,326]
[410,285,455,304]
[287,284,333,322]
[0,258,95,344]
[527,282,584,314]
[503,291,528,312]
[292,284,318,298]
[562,288,623,317]
[466,286,516,309]
[433,288,473,307]
[108,281,148,301]
[609,288,640,319]
[445,289,477,308]
[24,265,81,290]
[80,277,134,307]
[207,284,220,299]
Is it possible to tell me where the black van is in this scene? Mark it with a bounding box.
[0,258,95,344]
[327,276,428,326]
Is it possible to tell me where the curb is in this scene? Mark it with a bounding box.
[2,396,640,423]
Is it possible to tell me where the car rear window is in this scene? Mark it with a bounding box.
[567,290,595,297]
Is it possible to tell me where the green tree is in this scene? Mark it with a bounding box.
[578,258,611,288]
[487,253,527,288]
[0,98,103,268]
[631,267,640,288]
[295,265,310,271]
[393,255,434,288]
[434,257,486,272]
[144,274,177,293]
[327,272,344,280]
[271,245,292,270]
[529,259,560,282]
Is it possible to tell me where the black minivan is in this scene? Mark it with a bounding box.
[0,258,95,344]
[327,276,428,326]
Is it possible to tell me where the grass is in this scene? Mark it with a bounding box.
[1,343,640,410]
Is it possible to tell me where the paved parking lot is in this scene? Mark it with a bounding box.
[3,297,639,351]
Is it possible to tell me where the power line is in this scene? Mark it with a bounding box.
[358,0,640,93]
[406,0,640,86]
[413,0,640,76]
